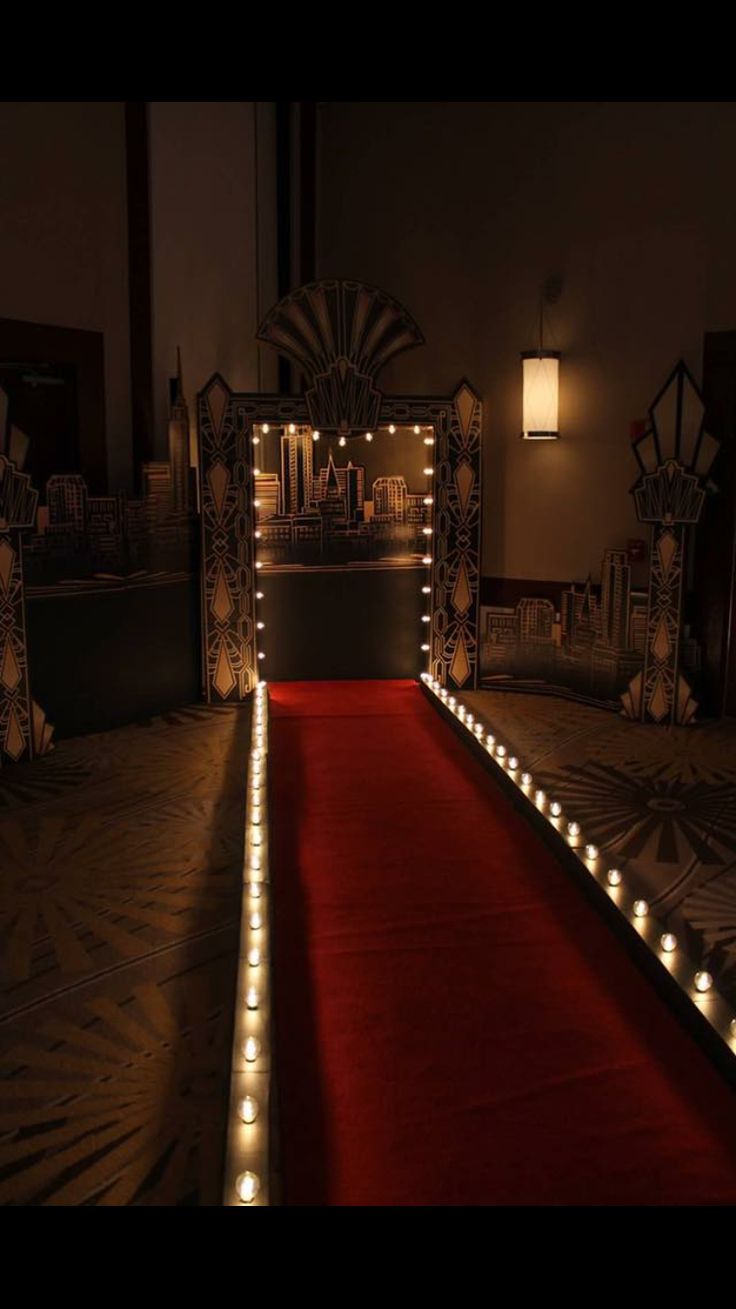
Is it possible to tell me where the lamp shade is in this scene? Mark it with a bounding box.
[522,350,560,439]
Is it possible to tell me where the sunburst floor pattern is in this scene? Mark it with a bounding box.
[464,690,736,1009]
[0,702,251,1205]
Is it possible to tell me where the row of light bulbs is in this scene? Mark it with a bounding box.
[420,443,435,656]
[420,673,736,1047]
[230,680,271,1206]
[252,423,434,449]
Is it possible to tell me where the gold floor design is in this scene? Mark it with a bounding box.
[0,703,250,1206]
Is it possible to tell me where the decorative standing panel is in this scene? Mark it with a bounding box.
[199,376,257,703]
[0,532,34,763]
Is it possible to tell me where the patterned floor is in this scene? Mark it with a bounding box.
[0,702,250,1206]
[465,690,736,1011]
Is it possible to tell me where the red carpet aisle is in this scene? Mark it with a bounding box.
[269,681,736,1206]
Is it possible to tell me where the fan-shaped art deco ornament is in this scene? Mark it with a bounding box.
[256,280,425,436]
[622,362,719,726]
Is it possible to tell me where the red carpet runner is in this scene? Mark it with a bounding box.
[269,680,736,1205]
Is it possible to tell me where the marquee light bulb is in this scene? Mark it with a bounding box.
[339,436,346,447]
[389,424,396,434]
[246,986,259,1010]
[439,689,448,700]
[256,593,264,603]
[448,696,456,708]
[251,830,262,847]
[422,555,432,565]
[421,615,430,623]
[585,843,599,860]
[250,882,262,898]
[660,932,677,953]
[239,1096,258,1124]
[423,437,434,445]
[288,423,296,434]
[255,561,263,570]
[508,756,518,770]
[694,971,713,993]
[248,946,261,967]
[535,789,546,806]
[422,585,431,594]
[423,496,433,505]
[567,821,580,838]
[252,435,260,445]
[421,643,430,652]
[606,868,622,886]
[251,809,261,826]
[521,771,532,786]
[249,910,262,930]
[550,801,562,817]
[474,723,484,737]
[250,853,262,871]
[422,527,433,536]
[496,744,506,758]
[262,424,269,435]
[414,424,421,435]
[423,466,434,476]
[633,899,649,918]
[257,621,265,630]
[312,430,320,441]
[254,530,262,539]
[254,466,261,475]
[465,713,474,725]
[258,652,265,660]
[236,1171,259,1203]
[243,1036,260,1062]
[365,432,373,442]
[253,499,261,508]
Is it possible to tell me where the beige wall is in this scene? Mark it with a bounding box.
[316,101,736,582]
[0,101,132,489]
[149,101,271,465]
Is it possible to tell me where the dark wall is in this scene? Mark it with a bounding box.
[26,577,202,738]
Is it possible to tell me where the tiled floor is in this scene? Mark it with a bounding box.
[0,703,250,1206]
[465,689,736,1010]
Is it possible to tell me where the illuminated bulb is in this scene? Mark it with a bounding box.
[239,1096,258,1124]
[339,436,346,447]
[660,932,677,953]
[421,615,430,623]
[388,424,396,434]
[250,853,262,871]
[448,697,456,708]
[431,680,440,692]
[289,423,296,434]
[458,706,466,718]
[423,467,434,476]
[413,424,421,435]
[550,801,562,817]
[262,424,270,435]
[535,789,546,806]
[246,986,259,1010]
[508,756,519,770]
[423,496,433,505]
[422,555,432,565]
[258,652,265,660]
[255,561,263,570]
[253,499,261,508]
[584,843,599,860]
[633,899,649,918]
[236,1171,259,1203]
[521,772,533,787]
[312,430,320,441]
[496,744,506,759]
[243,1036,260,1062]
[248,946,261,967]
[439,689,448,700]
[567,821,580,838]
[421,643,430,651]
[256,590,264,599]
[606,868,622,887]
[474,723,484,737]
[423,437,435,445]
[252,435,260,445]
[249,910,262,930]
[422,527,433,536]
[250,882,262,898]
[421,585,431,594]
[257,621,265,629]
[254,530,262,539]
[465,713,474,726]
[694,971,713,993]
[251,809,261,825]
[254,466,261,475]
[251,830,262,846]
[365,432,373,442]
[731,1019,736,1039]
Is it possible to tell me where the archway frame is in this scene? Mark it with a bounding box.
[197,376,482,698]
